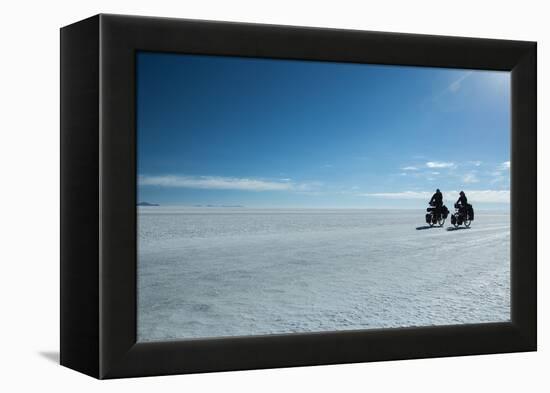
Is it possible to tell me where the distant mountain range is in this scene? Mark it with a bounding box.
[137,202,245,207]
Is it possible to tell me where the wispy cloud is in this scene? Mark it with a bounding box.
[428,71,474,104]
[362,189,509,203]
[448,71,473,93]
[426,161,455,169]
[401,166,418,171]
[361,191,430,200]
[139,175,307,192]
[463,173,479,184]
[490,173,509,186]
[469,160,482,167]
[488,162,510,185]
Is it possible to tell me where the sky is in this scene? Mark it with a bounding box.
[137,52,510,209]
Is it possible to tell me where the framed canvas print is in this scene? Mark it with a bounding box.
[60,14,536,379]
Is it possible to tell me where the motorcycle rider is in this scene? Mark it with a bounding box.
[455,191,468,216]
[429,189,443,211]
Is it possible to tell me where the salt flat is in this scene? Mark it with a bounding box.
[137,207,510,341]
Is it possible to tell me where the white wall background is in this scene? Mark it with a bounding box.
[0,0,546,390]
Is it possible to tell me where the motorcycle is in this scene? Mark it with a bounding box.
[450,203,474,228]
[425,203,449,227]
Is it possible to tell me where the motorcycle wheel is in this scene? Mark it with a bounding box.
[438,217,445,227]
[464,219,471,228]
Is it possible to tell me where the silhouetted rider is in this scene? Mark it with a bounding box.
[429,189,443,209]
[456,191,468,215]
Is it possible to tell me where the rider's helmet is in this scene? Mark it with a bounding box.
[460,190,465,196]
[436,188,440,193]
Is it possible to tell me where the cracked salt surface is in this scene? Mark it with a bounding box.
[137,208,510,341]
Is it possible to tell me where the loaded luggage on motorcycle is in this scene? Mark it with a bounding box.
[451,202,473,228]
[425,204,449,226]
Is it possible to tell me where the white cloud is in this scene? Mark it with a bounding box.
[401,166,418,171]
[426,161,455,169]
[362,189,509,203]
[463,173,479,184]
[139,175,297,192]
[464,190,510,203]
[469,161,482,167]
[361,191,431,200]
[498,161,511,170]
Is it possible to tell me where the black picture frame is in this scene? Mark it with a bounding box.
[60,14,537,379]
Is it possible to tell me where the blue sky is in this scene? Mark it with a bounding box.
[137,52,510,208]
